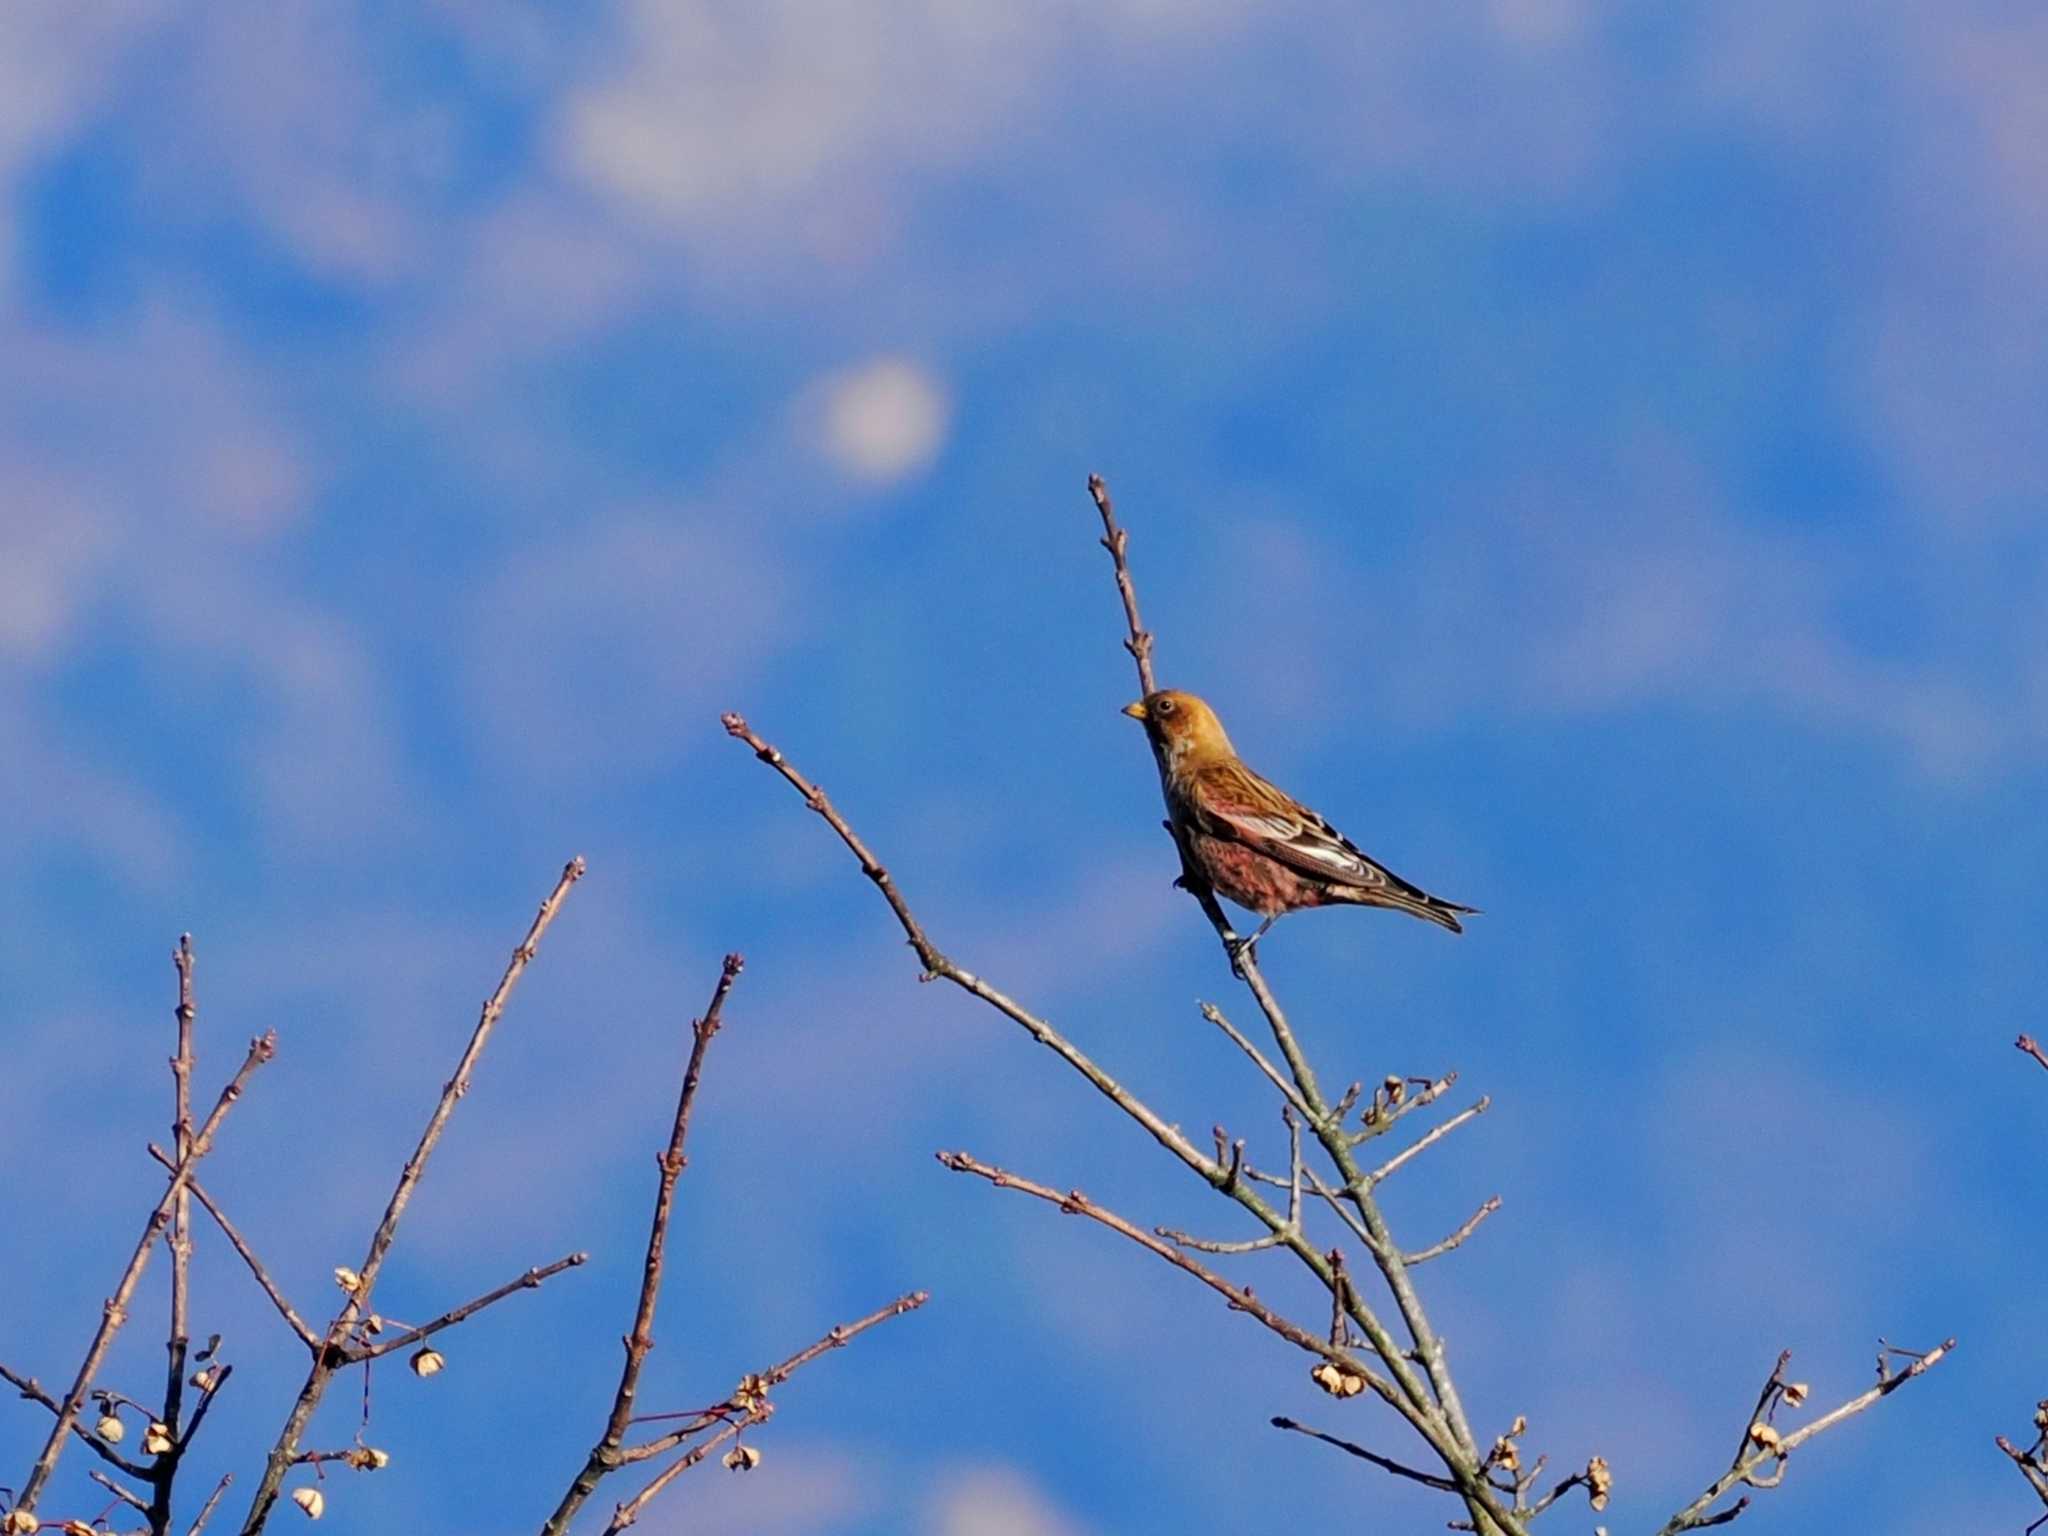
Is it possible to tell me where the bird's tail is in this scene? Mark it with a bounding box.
[1332,882,1479,935]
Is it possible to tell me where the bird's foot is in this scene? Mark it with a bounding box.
[1227,918,1278,977]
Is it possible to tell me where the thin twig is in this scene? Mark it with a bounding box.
[1086,473,1156,696]
[177,1364,232,1454]
[721,716,1233,1191]
[12,1030,277,1518]
[0,1365,154,1479]
[616,1291,931,1466]
[187,1473,232,1536]
[937,1151,1401,1406]
[1365,1098,1491,1187]
[603,1417,754,1534]
[153,935,199,1536]
[941,1145,1521,1534]
[1228,932,1476,1443]
[2018,1035,2048,1075]
[1404,1198,1503,1265]
[1656,1339,1957,1534]
[1270,1416,1458,1490]
[351,1253,588,1363]
[92,1467,151,1513]
[539,953,744,1536]
[1726,1350,1792,1473]
[240,858,585,1536]
[599,1292,929,1532]
[1156,1227,1283,1255]
[145,1151,318,1351]
[1199,1002,1311,1119]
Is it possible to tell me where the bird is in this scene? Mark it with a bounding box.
[1122,689,1476,949]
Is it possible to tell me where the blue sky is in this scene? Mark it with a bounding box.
[4,4,2045,1533]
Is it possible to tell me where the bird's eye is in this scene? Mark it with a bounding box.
[1155,697,1176,716]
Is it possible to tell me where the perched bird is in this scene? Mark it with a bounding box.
[1123,689,1476,946]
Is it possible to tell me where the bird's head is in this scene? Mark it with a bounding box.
[1122,689,1235,768]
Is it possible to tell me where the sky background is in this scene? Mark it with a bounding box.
[3,3,2045,1533]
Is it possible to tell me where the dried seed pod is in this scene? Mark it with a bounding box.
[291,1487,325,1520]
[722,1444,762,1472]
[1747,1422,1782,1453]
[1308,1361,1365,1397]
[95,1413,125,1444]
[333,1268,362,1294]
[144,1421,175,1455]
[1587,1454,1612,1512]
[409,1346,446,1378]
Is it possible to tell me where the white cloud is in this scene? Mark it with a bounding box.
[926,1465,1087,1536]
[817,356,952,487]
[556,3,1051,226]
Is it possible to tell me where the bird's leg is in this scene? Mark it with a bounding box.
[1229,915,1278,976]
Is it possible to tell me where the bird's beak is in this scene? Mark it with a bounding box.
[1121,700,1148,721]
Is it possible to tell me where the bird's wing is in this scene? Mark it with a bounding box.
[1186,759,1423,897]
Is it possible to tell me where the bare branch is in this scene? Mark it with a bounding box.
[241,857,586,1535]
[937,1151,1399,1404]
[616,1290,930,1466]
[92,1467,151,1513]
[2018,1034,2048,1075]
[1199,1002,1311,1119]
[720,715,1234,1191]
[1085,473,1156,696]
[0,1365,153,1479]
[12,1029,276,1518]
[600,1291,929,1531]
[1997,1426,2048,1511]
[1404,1198,1503,1266]
[1657,1339,1956,1534]
[1156,1227,1283,1255]
[177,1363,232,1454]
[145,1150,318,1351]
[158,935,199,1536]
[1270,1416,1458,1490]
[1365,1098,1491,1187]
[540,953,744,1536]
[187,1474,232,1536]
[602,1417,753,1534]
[351,1253,588,1362]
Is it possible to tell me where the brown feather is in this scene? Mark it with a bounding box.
[1131,689,1475,936]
